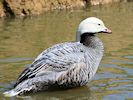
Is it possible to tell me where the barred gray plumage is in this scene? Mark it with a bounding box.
[3,17,111,96]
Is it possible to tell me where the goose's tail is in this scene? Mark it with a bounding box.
[3,89,20,97]
[3,76,52,97]
[3,80,34,97]
[3,85,33,97]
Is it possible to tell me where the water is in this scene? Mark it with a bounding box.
[0,2,133,100]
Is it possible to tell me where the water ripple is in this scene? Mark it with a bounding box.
[0,57,34,63]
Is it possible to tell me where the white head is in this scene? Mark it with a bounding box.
[76,17,111,41]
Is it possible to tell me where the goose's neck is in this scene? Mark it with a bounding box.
[80,33,104,50]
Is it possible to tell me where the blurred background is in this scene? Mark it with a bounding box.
[0,0,133,100]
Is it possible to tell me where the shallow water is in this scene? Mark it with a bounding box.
[0,2,133,100]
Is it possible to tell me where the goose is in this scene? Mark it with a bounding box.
[4,17,111,96]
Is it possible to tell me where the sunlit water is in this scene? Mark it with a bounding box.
[0,2,133,100]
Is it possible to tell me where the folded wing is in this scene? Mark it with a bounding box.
[15,42,87,86]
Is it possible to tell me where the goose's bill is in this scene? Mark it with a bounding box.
[101,28,112,34]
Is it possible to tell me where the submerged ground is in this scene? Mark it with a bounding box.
[0,2,133,100]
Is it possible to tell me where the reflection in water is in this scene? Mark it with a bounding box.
[0,2,133,100]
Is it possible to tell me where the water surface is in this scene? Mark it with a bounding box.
[0,2,133,100]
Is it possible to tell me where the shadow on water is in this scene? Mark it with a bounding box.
[1,86,95,100]
[0,2,133,100]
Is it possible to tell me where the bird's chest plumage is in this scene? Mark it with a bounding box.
[54,42,103,88]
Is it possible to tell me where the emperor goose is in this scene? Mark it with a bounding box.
[4,17,111,96]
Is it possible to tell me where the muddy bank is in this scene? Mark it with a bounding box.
[0,0,131,17]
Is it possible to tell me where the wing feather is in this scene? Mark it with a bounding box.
[15,42,86,86]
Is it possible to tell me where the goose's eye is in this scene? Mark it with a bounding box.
[98,24,101,25]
